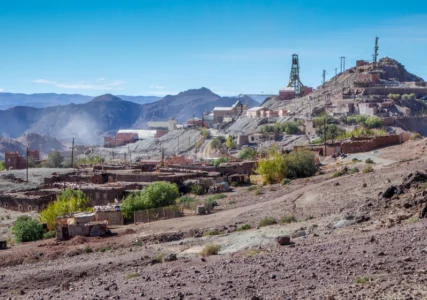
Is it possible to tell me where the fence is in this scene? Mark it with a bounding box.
[134,205,184,223]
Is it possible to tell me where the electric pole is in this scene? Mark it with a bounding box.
[26,147,29,182]
[71,138,74,168]
[324,118,327,157]
[340,57,346,73]
[373,36,379,68]
[322,70,326,87]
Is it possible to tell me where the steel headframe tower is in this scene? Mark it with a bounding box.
[373,36,379,68]
[287,54,304,96]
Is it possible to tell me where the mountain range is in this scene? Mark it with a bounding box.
[0,93,161,110]
[0,88,259,145]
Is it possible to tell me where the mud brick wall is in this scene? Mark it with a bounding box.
[342,135,400,153]
[0,193,56,212]
[80,187,126,206]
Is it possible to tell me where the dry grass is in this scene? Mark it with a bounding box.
[199,244,221,257]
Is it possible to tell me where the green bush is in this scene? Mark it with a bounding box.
[260,122,300,135]
[247,249,260,256]
[39,189,90,230]
[256,150,317,184]
[388,93,400,100]
[348,167,359,174]
[247,185,258,191]
[238,148,257,160]
[126,273,140,279]
[201,128,210,138]
[259,216,277,227]
[177,196,198,209]
[410,132,422,140]
[352,158,361,162]
[75,156,104,166]
[13,216,44,243]
[120,182,180,219]
[254,188,264,195]
[280,215,297,224]
[211,157,230,167]
[199,244,221,257]
[204,197,218,213]
[191,184,205,195]
[333,171,345,178]
[281,178,292,185]
[210,137,223,150]
[237,224,251,231]
[364,116,383,129]
[363,165,374,174]
[365,158,374,164]
[230,181,239,187]
[225,136,237,149]
[0,160,5,171]
[84,246,93,253]
[43,230,57,239]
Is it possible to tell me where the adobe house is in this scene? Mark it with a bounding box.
[5,149,40,170]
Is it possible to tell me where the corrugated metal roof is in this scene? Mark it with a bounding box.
[117,129,156,139]
[213,107,233,111]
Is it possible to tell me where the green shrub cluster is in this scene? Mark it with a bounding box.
[13,216,44,243]
[238,147,257,160]
[39,189,90,230]
[255,149,316,184]
[191,184,206,195]
[120,182,180,218]
[0,160,5,171]
[260,122,300,134]
[211,157,230,167]
[177,196,199,209]
[259,216,277,227]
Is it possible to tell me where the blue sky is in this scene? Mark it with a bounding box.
[1,0,427,97]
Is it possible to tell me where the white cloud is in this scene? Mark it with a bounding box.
[33,79,125,90]
[96,77,105,82]
[0,88,3,92]
[149,85,165,90]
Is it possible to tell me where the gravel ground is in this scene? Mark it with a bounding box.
[1,140,427,299]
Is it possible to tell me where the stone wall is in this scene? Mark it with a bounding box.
[0,191,56,212]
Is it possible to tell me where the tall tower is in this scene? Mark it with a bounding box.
[287,54,304,96]
[373,36,379,68]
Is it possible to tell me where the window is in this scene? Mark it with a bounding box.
[28,206,32,211]
[18,205,23,210]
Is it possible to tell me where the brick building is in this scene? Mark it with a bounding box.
[4,149,40,170]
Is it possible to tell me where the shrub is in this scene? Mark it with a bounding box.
[201,128,210,138]
[0,160,5,171]
[152,253,164,263]
[247,249,260,256]
[407,217,419,223]
[13,216,44,243]
[333,171,345,178]
[410,132,422,140]
[363,165,374,174]
[230,181,238,187]
[260,122,300,134]
[43,230,57,239]
[210,137,223,150]
[352,158,361,162]
[238,148,257,160]
[254,188,263,195]
[237,224,251,231]
[199,244,221,257]
[84,246,93,253]
[364,116,383,129]
[203,229,220,236]
[388,93,400,100]
[280,215,297,224]
[177,196,198,209]
[204,197,218,213]
[365,158,374,164]
[39,189,90,230]
[247,185,258,191]
[225,136,237,149]
[120,182,180,219]
[256,150,317,184]
[75,156,104,166]
[211,157,230,167]
[191,184,205,195]
[355,276,370,284]
[126,273,140,279]
[259,216,277,227]
[281,178,292,185]
[348,167,359,174]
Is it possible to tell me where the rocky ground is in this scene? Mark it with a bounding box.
[1,139,427,299]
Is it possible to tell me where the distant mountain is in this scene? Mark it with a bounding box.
[0,88,259,144]
[0,132,66,160]
[0,93,161,109]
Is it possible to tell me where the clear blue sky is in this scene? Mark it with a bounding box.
[1,0,426,97]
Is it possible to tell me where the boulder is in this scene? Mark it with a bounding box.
[276,236,291,246]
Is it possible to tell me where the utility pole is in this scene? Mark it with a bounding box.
[322,70,326,87]
[26,147,29,182]
[324,118,327,157]
[340,57,346,73]
[373,36,379,68]
[71,138,74,168]
[177,135,180,155]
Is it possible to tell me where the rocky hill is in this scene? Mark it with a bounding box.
[0,133,66,160]
[0,88,259,144]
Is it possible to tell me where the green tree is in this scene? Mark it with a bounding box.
[364,116,383,128]
[201,128,210,138]
[225,136,236,149]
[39,189,90,230]
[28,156,39,168]
[238,147,257,160]
[211,157,230,167]
[255,150,317,184]
[210,137,223,150]
[120,182,180,218]
[44,150,63,168]
[388,93,400,100]
[0,161,5,171]
[13,216,44,243]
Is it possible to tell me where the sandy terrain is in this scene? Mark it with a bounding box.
[1,139,427,299]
